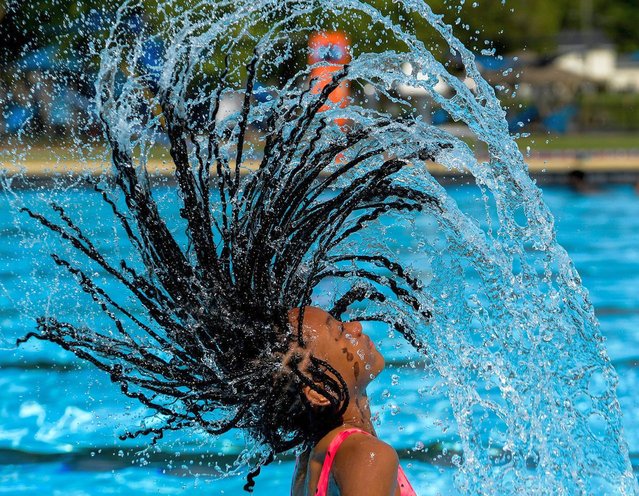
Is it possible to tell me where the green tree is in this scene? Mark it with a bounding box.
[2,0,638,69]
[424,0,566,54]
[596,0,639,52]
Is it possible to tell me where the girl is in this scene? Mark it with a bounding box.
[288,306,416,495]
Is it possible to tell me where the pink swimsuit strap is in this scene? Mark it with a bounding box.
[314,428,417,496]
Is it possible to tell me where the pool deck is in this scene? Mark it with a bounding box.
[3,150,639,186]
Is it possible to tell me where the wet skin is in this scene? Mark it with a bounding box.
[288,307,403,496]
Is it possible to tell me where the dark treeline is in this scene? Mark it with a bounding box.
[1,0,638,68]
[429,0,639,54]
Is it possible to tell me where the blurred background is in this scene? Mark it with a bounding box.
[1,0,637,177]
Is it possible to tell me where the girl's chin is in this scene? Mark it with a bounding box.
[367,351,385,378]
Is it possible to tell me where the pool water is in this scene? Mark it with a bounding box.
[1,183,637,495]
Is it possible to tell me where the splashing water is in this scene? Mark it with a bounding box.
[2,0,637,494]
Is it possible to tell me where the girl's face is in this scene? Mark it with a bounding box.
[288,306,385,392]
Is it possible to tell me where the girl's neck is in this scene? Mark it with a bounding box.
[340,390,376,435]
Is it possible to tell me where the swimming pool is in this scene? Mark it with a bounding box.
[1,183,637,494]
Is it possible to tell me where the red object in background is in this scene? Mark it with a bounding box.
[308,31,351,127]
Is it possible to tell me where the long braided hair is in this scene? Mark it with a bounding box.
[17,9,447,491]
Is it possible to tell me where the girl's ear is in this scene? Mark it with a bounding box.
[302,385,332,407]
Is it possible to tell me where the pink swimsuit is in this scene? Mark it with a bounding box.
[307,428,417,496]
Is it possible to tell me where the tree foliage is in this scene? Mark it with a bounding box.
[1,0,638,69]
[595,0,639,53]
[426,0,639,54]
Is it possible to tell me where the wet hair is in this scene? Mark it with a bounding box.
[17,58,442,490]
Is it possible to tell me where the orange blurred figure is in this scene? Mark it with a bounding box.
[308,31,351,129]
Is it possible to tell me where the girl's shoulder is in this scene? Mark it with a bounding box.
[312,426,398,464]
[331,431,400,493]
[333,431,399,467]
[293,429,400,496]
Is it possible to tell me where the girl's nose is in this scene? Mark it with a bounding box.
[346,321,363,337]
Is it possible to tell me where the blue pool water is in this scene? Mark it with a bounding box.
[1,183,637,494]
